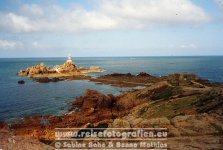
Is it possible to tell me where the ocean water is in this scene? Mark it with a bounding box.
[0,56,223,121]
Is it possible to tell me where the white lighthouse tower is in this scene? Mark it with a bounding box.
[66,54,73,63]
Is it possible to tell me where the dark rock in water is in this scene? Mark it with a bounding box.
[18,80,25,84]
[93,72,159,87]
[35,77,63,83]
[36,77,51,83]
[137,72,151,77]
[105,73,133,77]
[51,77,62,82]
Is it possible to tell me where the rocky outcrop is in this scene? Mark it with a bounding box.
[12,90,120,142]
[91,72,159,87]
[113,114,223,135]
[91,72,211,88]
[18,63,55,77]
[163,73,208,87]
[110,114,223,150]
[54,61,77,73]
[71,90,121,120]
[73,90,116,111]
[10,72,223,149]
[18,60,103,79]
[34,77,63,83]
[18,63,48,77]
[0,121,52,150]
[108,84,223,150]
[115,81,181,110]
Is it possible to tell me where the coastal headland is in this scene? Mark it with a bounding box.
[1,68,222,149]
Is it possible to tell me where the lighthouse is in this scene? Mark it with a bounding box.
[66,54,73,63]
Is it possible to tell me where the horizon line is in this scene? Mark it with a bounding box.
[0,55,223,59]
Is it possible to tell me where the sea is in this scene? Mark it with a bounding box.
[0,56,223,122]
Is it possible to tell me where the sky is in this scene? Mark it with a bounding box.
[0,0,223,57]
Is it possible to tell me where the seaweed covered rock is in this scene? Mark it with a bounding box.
[35,77,51,83]
[35,77,63,83]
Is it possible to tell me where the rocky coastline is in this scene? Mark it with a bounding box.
[17,56,104,80]
[2,71,223,149]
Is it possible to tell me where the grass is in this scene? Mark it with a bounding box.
[194,88,223,113]
[138,95,198,119]
[151,86,182,100]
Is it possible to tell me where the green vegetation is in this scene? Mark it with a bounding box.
[138,95,198,119]
[194,88,223,114]
[151,86,182,100]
